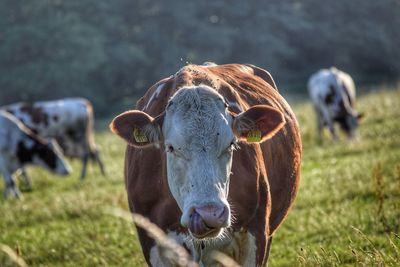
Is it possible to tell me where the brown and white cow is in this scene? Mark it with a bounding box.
[308,67,363,141]
[0,111,70,198]
[110,63,302,266]
[2,98,105,179]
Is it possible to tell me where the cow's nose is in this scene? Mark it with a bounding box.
[194,205,229,228]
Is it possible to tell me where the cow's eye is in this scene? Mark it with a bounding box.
[166,145,174,153]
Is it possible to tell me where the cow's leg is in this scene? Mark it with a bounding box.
[317,117,323,140]
[314,107,324,141]
[320,107,338,141]
[327,120,338,141]
[3,172,21,198]
[20,168,32,190]
[93,151,106,176]
[0,155,22,198]
[80,153,89,180]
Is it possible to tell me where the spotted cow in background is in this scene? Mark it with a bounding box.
[308,67,363,140]
[3,98,105,179]
[0,111,70,198]
[110,63,302,266]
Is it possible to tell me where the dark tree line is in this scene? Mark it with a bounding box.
[1,0,399,116]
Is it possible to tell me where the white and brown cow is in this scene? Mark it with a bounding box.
[3,98,105,179]
[110,63,302,266]
[308,67,363,141]
[0,111,70,198]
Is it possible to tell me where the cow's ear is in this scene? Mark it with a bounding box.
[232,105,285,143]
[109,110,164,147]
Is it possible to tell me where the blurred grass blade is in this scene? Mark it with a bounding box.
[0,244,28,267]
[351,226,386,263]
[210,250,241,267]
[105,207,198,267]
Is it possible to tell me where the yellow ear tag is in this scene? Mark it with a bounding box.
[246,129,262,142]
[133,127,148,143]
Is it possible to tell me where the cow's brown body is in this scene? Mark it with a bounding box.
[125,64,301,265]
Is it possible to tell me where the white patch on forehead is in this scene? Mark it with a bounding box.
[167,86,226,117]
[143,83,165,111]
[165,86,234,152]
[167,86,224,125]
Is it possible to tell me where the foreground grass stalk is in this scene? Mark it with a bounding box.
[105,207,197,267]
[351,226,386,264]
[372,164,386,219]
[0,244,28,267]
[106,207,240,266]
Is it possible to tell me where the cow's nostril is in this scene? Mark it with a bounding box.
[194,205,228,229]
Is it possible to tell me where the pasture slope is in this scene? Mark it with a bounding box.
[0,88,399,266]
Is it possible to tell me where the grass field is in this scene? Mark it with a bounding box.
[1,88,399,266]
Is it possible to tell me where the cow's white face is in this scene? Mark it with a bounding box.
[162,87,235,238]
[110,84,286,240]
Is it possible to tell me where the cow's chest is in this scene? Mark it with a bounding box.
[149,230,257,266]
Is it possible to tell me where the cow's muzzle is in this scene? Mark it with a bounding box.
[188,205,229,239]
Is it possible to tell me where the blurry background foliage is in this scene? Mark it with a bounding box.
[1,0,399,116]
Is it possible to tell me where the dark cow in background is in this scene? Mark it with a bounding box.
[110,63,301,266]
[0,111,70,198]
[308,67,363,141]
[3,98,105,179]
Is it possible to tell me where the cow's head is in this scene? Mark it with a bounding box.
[336,110,364,139]
[335,87,364,139]
[110,85,285,240]
[27,137,71,176]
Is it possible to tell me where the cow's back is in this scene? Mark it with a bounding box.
[33,98,91,137]
[3,98,96,157]
[3,98,90,137]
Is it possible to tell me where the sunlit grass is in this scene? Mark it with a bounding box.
[0,88,399,266]
[0,132,146,266]
[270,88,400,266]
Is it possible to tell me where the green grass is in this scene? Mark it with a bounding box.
[270,88,400,267]
[1,88,399,266]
